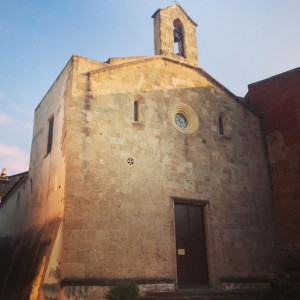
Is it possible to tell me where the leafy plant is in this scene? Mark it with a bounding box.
[269,278,295,300]
[106,282,139,300]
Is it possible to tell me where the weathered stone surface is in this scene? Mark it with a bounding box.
[61,54,277,286]
[0,219,60,300]
[0,4,281,300]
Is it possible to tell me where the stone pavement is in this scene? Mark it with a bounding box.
[141,289,270,300]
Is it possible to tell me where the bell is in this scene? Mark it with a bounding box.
[173,28,181,42]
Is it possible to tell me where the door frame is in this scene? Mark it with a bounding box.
[172,197,210,287]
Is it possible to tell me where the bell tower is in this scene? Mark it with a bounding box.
[152,4,199,66]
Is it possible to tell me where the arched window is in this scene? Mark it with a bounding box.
[134,101,139,121]
[173,19,185,57]
[218,116,224,135]
[267,131,285,164]
[271,137,281,161]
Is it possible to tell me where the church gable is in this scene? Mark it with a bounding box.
[75,54,251,119]
[70,55,259,152]
[88,57,213,95]
[82,56,254,135]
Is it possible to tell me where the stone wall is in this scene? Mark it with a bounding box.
[0,218,61,300]
[61,55,277,291]
[246,68,300,277]
[0,57,73,299]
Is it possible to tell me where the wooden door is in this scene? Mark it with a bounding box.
[174,203,209,286]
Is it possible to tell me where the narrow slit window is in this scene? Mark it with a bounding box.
[47,116,54,154]
[134,101,139,121]
[218,116,224,135]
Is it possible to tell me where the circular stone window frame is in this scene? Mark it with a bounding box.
[169,103,199,134]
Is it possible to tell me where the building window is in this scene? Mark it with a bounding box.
[134,101,139,121]
[47,116,54,154]
[218,116,224,135]
[173,19,185,57]
[169,103,198,134]
[271,137,281,161]
[175,113,188,128]
[266,131,285,164]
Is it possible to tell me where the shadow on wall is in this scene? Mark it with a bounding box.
[0,218,61,300]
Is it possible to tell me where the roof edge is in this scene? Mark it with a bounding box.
[198,68,261,117]
[151,4,197,26]
[88,54,260,117]
[89,55,200,76]
[8,171,29,178]
[0,172,29,207]
[248,66,300,88]
[35,56,75,112]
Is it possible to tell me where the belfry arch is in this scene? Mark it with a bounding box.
[173,18,185,57]
[152,4,199,66]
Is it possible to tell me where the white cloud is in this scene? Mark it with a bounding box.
[0,144,29,175]
[0,112,14,125]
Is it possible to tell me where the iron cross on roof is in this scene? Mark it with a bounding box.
[173,0,180,4]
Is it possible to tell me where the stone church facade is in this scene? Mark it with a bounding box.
[1,4,295,299]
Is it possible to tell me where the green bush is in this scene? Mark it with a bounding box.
[106,282,139,300]
[270,278,295,300]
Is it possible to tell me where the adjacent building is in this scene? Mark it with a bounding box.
[246,68,300,278]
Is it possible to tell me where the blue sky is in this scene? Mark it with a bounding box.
[1,0,300,174]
